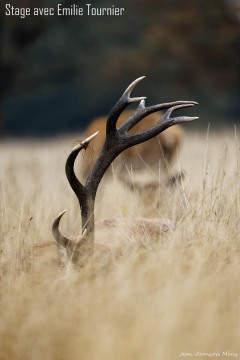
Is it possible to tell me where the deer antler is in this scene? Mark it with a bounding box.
[86,77,198,196]
[53,76,198,260]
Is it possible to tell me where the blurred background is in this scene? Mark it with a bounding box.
[0,0,239,137]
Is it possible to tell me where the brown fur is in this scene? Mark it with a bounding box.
[82,110,183,176]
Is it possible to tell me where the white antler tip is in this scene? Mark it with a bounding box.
[124,76,146,96]
[72,131,99,151]
[137,75,146,81]
[84,131,99,144]
[58,209,67,217]
[139,99,146,108]
[132,76,146,86]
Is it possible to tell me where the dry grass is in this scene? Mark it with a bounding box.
[0,129,240,360]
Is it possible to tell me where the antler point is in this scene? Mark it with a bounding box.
[83,131,99,145]
[59,209,67,217]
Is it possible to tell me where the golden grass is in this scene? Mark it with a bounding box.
[0,129,239,360]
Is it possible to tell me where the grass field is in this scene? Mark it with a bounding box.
[0,128,239,360]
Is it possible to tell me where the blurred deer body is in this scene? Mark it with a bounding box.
[82,110,183,176]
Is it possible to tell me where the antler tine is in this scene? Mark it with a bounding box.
[106,76,146,136]
[52,210,70,247]
[125,102,199,147]
[119,100,199,134]
[122,76,147,103]
[63,131,99,241]
[52,209,89,266]
[65,131,99,205]
[81,131,99,146]
[162,103,199,124]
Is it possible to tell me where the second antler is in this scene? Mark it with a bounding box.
[52,76,198,260]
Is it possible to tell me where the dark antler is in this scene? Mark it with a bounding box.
[86,77,198,196]
[53,76,198,258]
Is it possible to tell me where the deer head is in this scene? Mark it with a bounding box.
[52,76,198,265]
